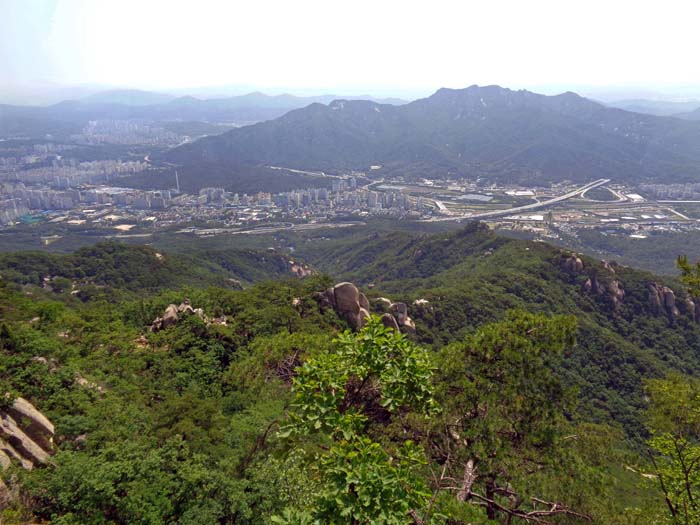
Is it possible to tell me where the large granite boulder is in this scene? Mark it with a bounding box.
[161,304,180,327]
[334,282,361,314]
[390,302,408,325]
[608,279,625,309]
[373,297,394,311]
[318,282,371,330]
[176,299,195,315]
[316,283,415,333]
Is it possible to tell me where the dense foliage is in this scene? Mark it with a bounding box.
[1,224,697,523]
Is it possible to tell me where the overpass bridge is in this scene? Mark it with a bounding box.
[435,178,611,221]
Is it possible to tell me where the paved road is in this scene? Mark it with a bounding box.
[430,178,611,221]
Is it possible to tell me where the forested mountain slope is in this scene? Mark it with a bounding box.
[0,241,309,293]
[165,85,700,184]
[297,222,700,437]
[1,226,697,523]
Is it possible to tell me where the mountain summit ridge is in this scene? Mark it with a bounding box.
[164,84,700,184]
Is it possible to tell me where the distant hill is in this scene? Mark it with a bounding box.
[80,89,177,106]
[164,85,700,185]
[0,91,408,139]
[0,241,303,292]
[679,107,700,120]
[605,98,700,116]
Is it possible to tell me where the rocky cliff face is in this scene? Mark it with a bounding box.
[1,397,55,506]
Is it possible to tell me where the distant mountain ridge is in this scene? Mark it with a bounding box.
[680,107,700,121]
[80,89,177,106]
[605,98,700,116]
[164,85,700,184]
[0,89,409,139]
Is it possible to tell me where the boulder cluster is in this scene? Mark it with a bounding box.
[646,283,700,322]
[150,299,213,332]
[560,250,700,323]
[1,397,55,504]
[373,298,417,332]
[289,260,314,278]
[316,282,417,332]
[583,275,625,309]
[560,253,626,310]
[648,283,681,319]
[562,254,584,273]
[317,282,371,331]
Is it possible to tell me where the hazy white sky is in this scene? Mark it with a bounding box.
[2,0,700,95]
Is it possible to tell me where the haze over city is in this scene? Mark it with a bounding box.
[3,0,700,103]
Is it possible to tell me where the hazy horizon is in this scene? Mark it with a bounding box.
[3,0,700,105]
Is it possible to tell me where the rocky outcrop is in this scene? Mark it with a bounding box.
[583,276,625,309]
[227,278,243,290]
[289,261,314,278]
[683,295,700,323]
[648,283,680,319]
[373,297,394,311]
[608,280,625,309]
[412,298,433,313]
[150,299,207,332]
[380,313,400,331]
[562,254,584,273]
[316,283,416,332]
[160,304,179,329]
[601,260,616,274]
[318,282,371,331]
[5,398,55,453]
[390,302,416,331]
[0,397,55,507]
[0,397,54,471]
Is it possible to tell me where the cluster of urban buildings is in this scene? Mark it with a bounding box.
[0,159,147,187]
[198,183,423,215]
[189,175,422,215]
[0,183,174,214]
[74,120,184,146]
[638,183,700,200]
[0,143,75,167]
[0,198,30,224]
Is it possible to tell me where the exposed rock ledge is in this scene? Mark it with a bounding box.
[1,397,55,506]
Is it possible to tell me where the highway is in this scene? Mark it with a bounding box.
[431,178,611,221]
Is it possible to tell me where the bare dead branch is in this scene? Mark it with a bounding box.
[456,458,477,502]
